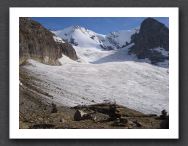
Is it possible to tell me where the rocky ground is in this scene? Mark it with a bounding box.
[19,67,168,129]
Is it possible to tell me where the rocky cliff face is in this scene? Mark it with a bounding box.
[19,18,78,65]
[129,18,169,64]
[56,42,78,60]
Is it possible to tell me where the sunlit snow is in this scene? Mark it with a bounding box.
[23,57,169,115]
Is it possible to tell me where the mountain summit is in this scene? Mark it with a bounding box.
[129,17,169,64]
[53,26,137,50]
[52,18,169,66]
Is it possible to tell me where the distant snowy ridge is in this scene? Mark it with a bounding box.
[103,29,138,49]
[52,23,168,67]
[52,26,103,49]
[52,26,138,50]
[52,25,138,63]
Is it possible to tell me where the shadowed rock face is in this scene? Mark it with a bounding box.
[19,17,78,65]
[129,18,169,64]
[57,42,78,61]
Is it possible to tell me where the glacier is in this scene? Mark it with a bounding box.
[22,56,169,115]
[21,25,169,115]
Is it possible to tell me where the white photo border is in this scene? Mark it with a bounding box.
[9,7,179,139]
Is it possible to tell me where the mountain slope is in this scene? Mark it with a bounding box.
[53,18,168,66]
[102,29,138,49]
[53,26,103,49]
[53,26,137,50]
[53,26,138,63]
[19,18,78,65]
[129,18,169,65]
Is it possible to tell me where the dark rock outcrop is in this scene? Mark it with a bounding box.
[57,42,78,60]
[19,17,78,65]
[74,110,92,121]
[129,17,169,64]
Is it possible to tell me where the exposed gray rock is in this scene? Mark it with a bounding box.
[160,118,169,129]
[112,117,128,127]
[119,117,128,124]
[56,42,78,60]
[51,103,57,113]
[19,17,78,65]
[74,110,92,121]
[160,109,168,119]
[133,120,142,127]
[129,17,169,64]
[59,117,65,123]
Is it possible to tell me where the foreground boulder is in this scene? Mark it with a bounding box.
[159,109,169,129]
[74,110,92,121]
[108,103,121,120]
[160,118,169,129]
[112,117,128,127]
[51,103,57,113]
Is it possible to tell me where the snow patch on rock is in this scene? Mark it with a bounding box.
[153,47,169,57]
[53,36,65,43]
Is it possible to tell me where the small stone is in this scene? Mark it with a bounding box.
[38,117,43,121]
[127,120,135,126]
[119,117,128,124]
[60,118,65,123]
[92,116,97,122]
[133,120,142,127]
[74,110,88,121]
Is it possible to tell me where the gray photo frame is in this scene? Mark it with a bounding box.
[0,0,187,145]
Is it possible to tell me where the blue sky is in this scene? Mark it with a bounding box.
[32,17,169,34]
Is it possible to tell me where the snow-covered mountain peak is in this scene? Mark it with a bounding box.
[54,25,96,37]
[52,21,168,67]
[52,26,140,63]
[104,29,138,49]
[52,26,104,49]
[53,26,136,50]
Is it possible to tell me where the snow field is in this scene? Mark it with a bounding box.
[23,58,169,115]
